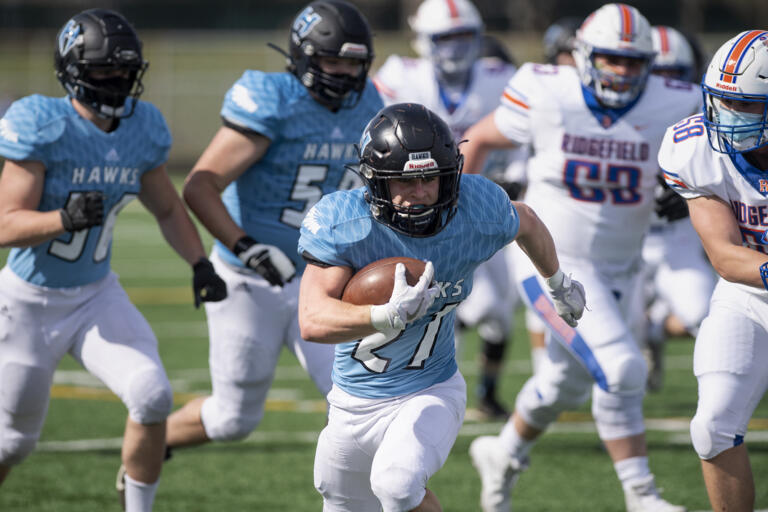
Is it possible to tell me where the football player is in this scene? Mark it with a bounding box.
[298,102,585,512]
[373,0,522,419]
[163,0,383,470]
[658,29,768,512]
[0,9,226,512]
[461,4,699,511]
[637,25,716,392]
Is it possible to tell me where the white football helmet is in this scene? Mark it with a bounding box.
[574,3,655,108]
[409,0,484,83]
[651,26,695,82]
[702,30,768,154]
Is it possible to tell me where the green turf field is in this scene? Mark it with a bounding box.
[0,183,767,512]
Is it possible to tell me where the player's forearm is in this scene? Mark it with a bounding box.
[155,200,207,266]
[0,209,66,248]
[513,201,559,278]
[183,170,246,250]
[706,243,768,290]
[299,298,379,343]
[461,113,517,174]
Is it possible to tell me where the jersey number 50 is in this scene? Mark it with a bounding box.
[563,160,642,204]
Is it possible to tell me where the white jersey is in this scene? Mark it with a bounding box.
[496,63,701,269]
[374,55,515,140]
[658,113,768,299]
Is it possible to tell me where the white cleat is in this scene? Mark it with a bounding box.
[469,435,528,512]
[624,475,686,512]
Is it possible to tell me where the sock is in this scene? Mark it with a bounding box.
[614,456,651,490]
[499,420,535,460]
[478,374,497,400]
[124,474,159,512]
[531,347,547,374]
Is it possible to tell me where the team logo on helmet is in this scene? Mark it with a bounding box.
[57,19,81,57]
[293,7,322,40]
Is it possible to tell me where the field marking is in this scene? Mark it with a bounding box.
[34,419,768,454]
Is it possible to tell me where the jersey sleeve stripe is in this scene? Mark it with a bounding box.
[372,78,397,99]
[501,91,529,110]
[662,170,689,189]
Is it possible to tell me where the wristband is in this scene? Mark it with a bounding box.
[760,262,768,291]
[545,268,565,291]
[232,235,257,256]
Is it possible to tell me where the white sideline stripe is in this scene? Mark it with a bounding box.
[52,355,694,387]
[36,419,768,454]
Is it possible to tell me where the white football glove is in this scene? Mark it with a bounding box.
[545,269,586,327]
[234,236,296,287]
[370,261,440,333]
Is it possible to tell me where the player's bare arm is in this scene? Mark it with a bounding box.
[688,194,768,288]
[511,201,559,278]
[0,159,71,247]
[298,263,377,343]
[461,112,519,173]
[183,125,271,250]
[139,164,207,266]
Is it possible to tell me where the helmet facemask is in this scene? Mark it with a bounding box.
[701,30,768,155]
[424,28,482,87]
[576,44,654,108]
[357,158,462,237]
[703,88,768,154]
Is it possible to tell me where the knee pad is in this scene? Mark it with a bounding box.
[591,387,645,440]
[602,348,647,395]
[0,362,51,465]
[690,411,741,460]
[370,465,425,512]
[515,376,591,430]
[200,395,264,442]
[125,367,173,425]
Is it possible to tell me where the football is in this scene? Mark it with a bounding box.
[341,257,427,305]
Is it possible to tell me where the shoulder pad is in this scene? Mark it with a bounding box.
[0,95,66,161]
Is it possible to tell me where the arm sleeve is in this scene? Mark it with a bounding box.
[658,118,724,201]
[220,71,283,140]
[0,96,61,162]
[298,197,346,267]
[493,63,537,146]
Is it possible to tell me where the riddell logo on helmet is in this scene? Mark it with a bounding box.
[716,82,738,91]
[403,158,438,171]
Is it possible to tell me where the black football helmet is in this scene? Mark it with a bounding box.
[286,0,373,111]
[542,16,581,64]
[54,9,148,119]
[355,103,463,237]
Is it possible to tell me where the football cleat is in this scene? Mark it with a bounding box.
[477,395,510,420]
[115,464,126,511]
[624,475,687,512]
[470,435,528,512]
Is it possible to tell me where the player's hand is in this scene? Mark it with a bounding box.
[192,257,228,308]
[654,175,688,222]
[545,269,586,327]
[233,236,296,287]
[370,261,440,333]
[60,191,105,231]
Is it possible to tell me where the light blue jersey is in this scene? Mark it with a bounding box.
[298,174,519,398]
[0,95,171,288]
[214,71,383,274]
